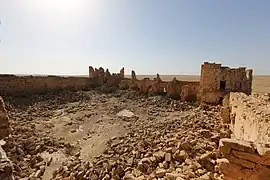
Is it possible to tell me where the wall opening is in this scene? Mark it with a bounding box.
[220,81,226,91]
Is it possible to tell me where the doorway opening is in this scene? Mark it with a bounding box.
[220,81,226,91]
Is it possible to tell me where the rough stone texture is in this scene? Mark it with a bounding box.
[218,139,270,180]
[197,62,253,104]
[0,97,10,139]
[88,66,125,90]
[47,94,229,179]
[0,97,14,180]
[180,84,200,102]
[0,75,90,96]
[0,62,252,103]
[218,92,270,180]
[0,146,14,180]
[222,92,270,155]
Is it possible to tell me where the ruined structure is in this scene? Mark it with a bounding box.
[219,92,270,179]
[88,66,125,89]
[197,62,253,104]
[0,62,253,104]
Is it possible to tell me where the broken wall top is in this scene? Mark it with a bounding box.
[202,62,252,74]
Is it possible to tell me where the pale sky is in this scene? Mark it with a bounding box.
[0,0,269,75]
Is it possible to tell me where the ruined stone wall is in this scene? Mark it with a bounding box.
[198,62,253,104]
[88,66,124,88]
[199,62,221,92]
[180,83,200,101]
[123,71,200,100]
[220,68,252,95]
[0,75,90,96]
[219,92,270,179]
[197,62,222,104]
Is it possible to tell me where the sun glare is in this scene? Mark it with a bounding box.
[24,0,97,16]
[39,0,88,14]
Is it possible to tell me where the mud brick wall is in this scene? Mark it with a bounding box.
[0,75,90,96]
[219,92,270,179]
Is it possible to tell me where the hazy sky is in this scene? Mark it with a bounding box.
[0,0,269,75]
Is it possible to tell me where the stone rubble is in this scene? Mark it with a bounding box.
[1,91,91,179]
[0,96,10,139]
[0,96,14,180]
[50,94,230,179]
[0,90,233,179]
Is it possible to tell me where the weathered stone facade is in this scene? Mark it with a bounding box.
[197,62,253,104]
[88,66,125,89]
[0,62,253,103]
[218,92,270,180]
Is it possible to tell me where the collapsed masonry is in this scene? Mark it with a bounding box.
[88,62,253,104]
[0,96,14,180]
[198,62,252,104]
[218,92,270,179]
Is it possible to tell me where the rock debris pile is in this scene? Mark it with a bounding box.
[52,103,230,179]
[0,96,14,180]
[1,90,232,179]
[1,91,93,179]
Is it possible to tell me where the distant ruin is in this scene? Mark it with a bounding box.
[198,62,253,104]
[87,62,253,104]
[0,62,253,105]
[0,62,261,179]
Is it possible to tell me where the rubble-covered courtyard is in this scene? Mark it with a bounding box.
[1,89,231,180]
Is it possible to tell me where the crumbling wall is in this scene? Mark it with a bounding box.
[221,67,252,95]
[88,66,125,89]
[0,96,14,180]
[0,75,90,97]
[180,83,200,101]
[218,138,270,180]
[219,92,270,179]
[0,63,252,103]
[197,62,223,104]
[125,71,200,100]
[198,62,253,104]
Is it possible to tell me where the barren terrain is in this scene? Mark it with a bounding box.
[2,89,231,180]
[1,74,269,180]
